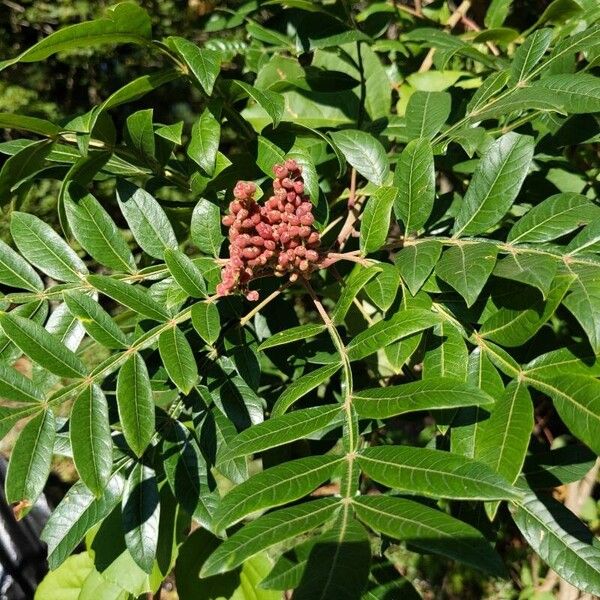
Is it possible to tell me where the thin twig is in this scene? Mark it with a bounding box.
[239,284,288,327]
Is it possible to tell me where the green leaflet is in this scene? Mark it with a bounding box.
[0,312,87,378]
[117,353,155,457]
[0,238,43,291]
[87,274,170,322]
[41,473,125,569]
[357,446,522,501]
[201,498,340,577]
[435,242,499,307]
[10,211,88,282]
[191,198,225,258]
[293,514,371,600]
[64,182,136,273]
[63,290,128,349]
[187,106,221,176]
[223,405,344,460]
[122,463,161,574]
[164,248,207,298]
[360,187,397,254]
[257,323,326,350]
[525,374,600,455]
[332,265,382,325]
[0,3,151,69]
[354,496,505,575]
[272,362,342,416]
[5,409,55,510]
[393,138,435,234]
[405,91,451,140]
[346,308,440,361]
[453,133,535,238]
[329,129,389,185]
[0,362,45,404]
[168,36,221,95]
[474,380,533,519]
[213,455,342,530]
[353,378,493,419]
[512,493,600,596]
[158,325,198,394]
[191,301,220,345]
[116,180,177,260]
[70,385,113,496]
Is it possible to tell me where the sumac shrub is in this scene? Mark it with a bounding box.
[0,1,599,598]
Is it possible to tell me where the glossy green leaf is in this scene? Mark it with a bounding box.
[525,374,600,455]
[332,265,382,325]
[116,180,177,260]
[423,321,468,382]
[188,106,220,176]
[42,473,124,569]
[533,74,600,114]
[354,496,505,575]
[0,113,61,136]
[5,409,55,509]
[0,362,44,403]
[435,242,499,307]
[65,183,136,273]
[191,301,220,345]
[234,80,285,128]
[475,381,533,518]
[70,385,112,495]
[63,290,128,349]
[405,91,451,140]
[191,198,224,258]
[164,248,207,298]
[364,263,400,311]
[512,493,600,595]
[329,129,389,186]
[294,515,371,600]
[453,133,535,237]
[0,302,48,364]
[395,241,442,296]
[357,446,522,500]
[0,3,151,70]
[0,312,87,378]
[523,345,600,379]
[509,29,553,84]
[10,211,88,282]
[492,253,559,297]
[223,405,343,460]
[272,362,342,416]
[522,445,598,489]
[562,267,600,352]
[162,417,215,527]
[87,275,169,322]
[34,552,96,600]
[257,323,326,350]
[347,308,440,361]
[353,378,493,419]
[158,325,198,394]
[169,37,220,95]
[360,186,397,254]
[214,455,342,530]
[117,353,155,457]
[508,193,600,244]
[200,499,340,577]
[0,140,53,205]
[0,238,43,291]
[393,138,435,234]
[567,217,600,255]
[124,108,155,163]
[122,463,161,574]
[480,273,572,346]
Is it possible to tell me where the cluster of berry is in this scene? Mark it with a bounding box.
[217,159,321,301]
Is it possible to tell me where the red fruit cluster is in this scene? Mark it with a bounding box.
[217,159,321,301]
